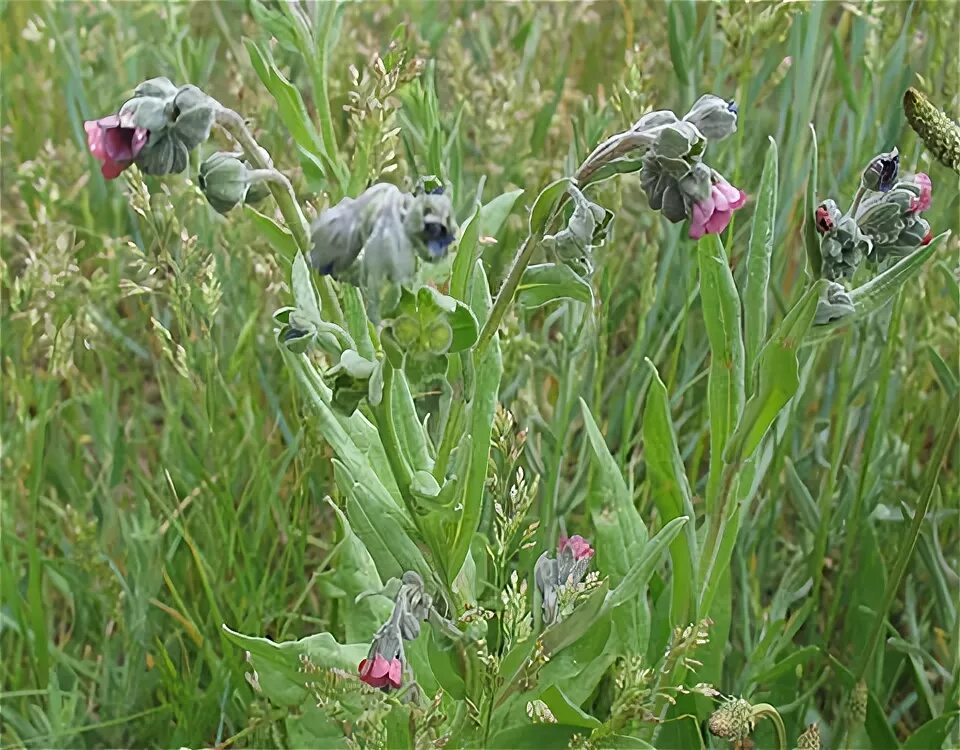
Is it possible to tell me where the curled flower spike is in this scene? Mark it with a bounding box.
[83,114,149,179]
[689,176,747,239]
[357,654,402,690]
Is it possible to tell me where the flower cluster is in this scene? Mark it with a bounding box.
[534,534,595,626]
[309,179,458,320]
[634,96,746,239]
[356,572,456,693]
[817,149,934,281]
[84,77,216,180]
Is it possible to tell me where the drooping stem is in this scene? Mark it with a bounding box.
[213,106,344,326]
[751,703,788,750]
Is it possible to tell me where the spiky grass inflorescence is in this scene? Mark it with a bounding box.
[794,722,821,750]
[903,87,960,173]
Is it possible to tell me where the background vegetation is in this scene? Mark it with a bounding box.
[1,1,957,747]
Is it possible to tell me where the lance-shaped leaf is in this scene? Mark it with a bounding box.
[725,281,824,463]
[518,263,594,308]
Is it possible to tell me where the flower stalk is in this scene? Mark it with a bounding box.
[214,106,345,326]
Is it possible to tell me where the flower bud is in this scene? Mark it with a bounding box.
[814,281,855,325]
[708,697,755,741]
[820,214,873,281]
[198,152,251,214]
[856,174,934,263]
[115,78,217,176]
[860,148,899,192]
[651,121,705,160]
[683,94,738,141]
[403,190,458,262]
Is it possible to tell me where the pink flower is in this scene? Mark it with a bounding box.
[910,173,932,213]
[358,655,402,690]
[558,534,595,561]
[921,229,933,246]
[83,113,149,180]
[689,177,747,239]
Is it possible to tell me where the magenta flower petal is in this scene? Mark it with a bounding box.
[691,195,715,226]
[712,185,730,213]
[705,208,733,235]
[912,173,932,212]
[689,223,707,240]
[387,658,403,689]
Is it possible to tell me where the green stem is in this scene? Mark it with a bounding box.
[752,703,788,750]
[854,396,959,681]
[848,185,868,218]
[433,396,464,482]
[214,106,345,327]
[372,360,414,501]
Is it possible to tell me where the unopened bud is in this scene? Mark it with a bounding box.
[844,680,868,726]
[860,148,899,193]
[683,94,738,141]
[198,153,251,214]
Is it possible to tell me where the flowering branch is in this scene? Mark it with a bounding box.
[213,106,345,326]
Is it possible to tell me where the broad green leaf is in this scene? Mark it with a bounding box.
[449,180,484,302]
[448,262,502,582]
[603,516,689,612]
[392,374,432,472]
[902,712,959,749]
[479,188,525,237]
[642,360,698,626]
[426,629,467,700]
[803,123,822,279]
[580,400,648,651]
[221,625,367,706]
[488,724,583,749]
[725,280,823,463]
[315,499,390,643]
[529,178,572,237]
[517,263,594,308]
[336,461,429,582]
[697,234,745,511]
[743,137,779,393]
[542,581,610,655]
[291,251,322,327]
[341,286,376,360]
[246,205,297,261]
[538,685,601,728]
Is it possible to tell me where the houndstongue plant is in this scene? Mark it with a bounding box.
[86,25,949,747]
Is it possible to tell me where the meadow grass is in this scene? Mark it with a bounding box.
[1,1,958,748]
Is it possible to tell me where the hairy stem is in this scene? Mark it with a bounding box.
[214,106,345,326]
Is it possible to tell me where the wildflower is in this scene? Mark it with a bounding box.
[83,113,149,179]
[535,533,596,625]
[357,654,403,690]
[84,77,216,179]
[860,148,900,193]
[817,199,872,281]
[708,697,755,741]
[814,204,835,234]
[903,87,960,173]
[689,176,748,239]
[683,94,738,141]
